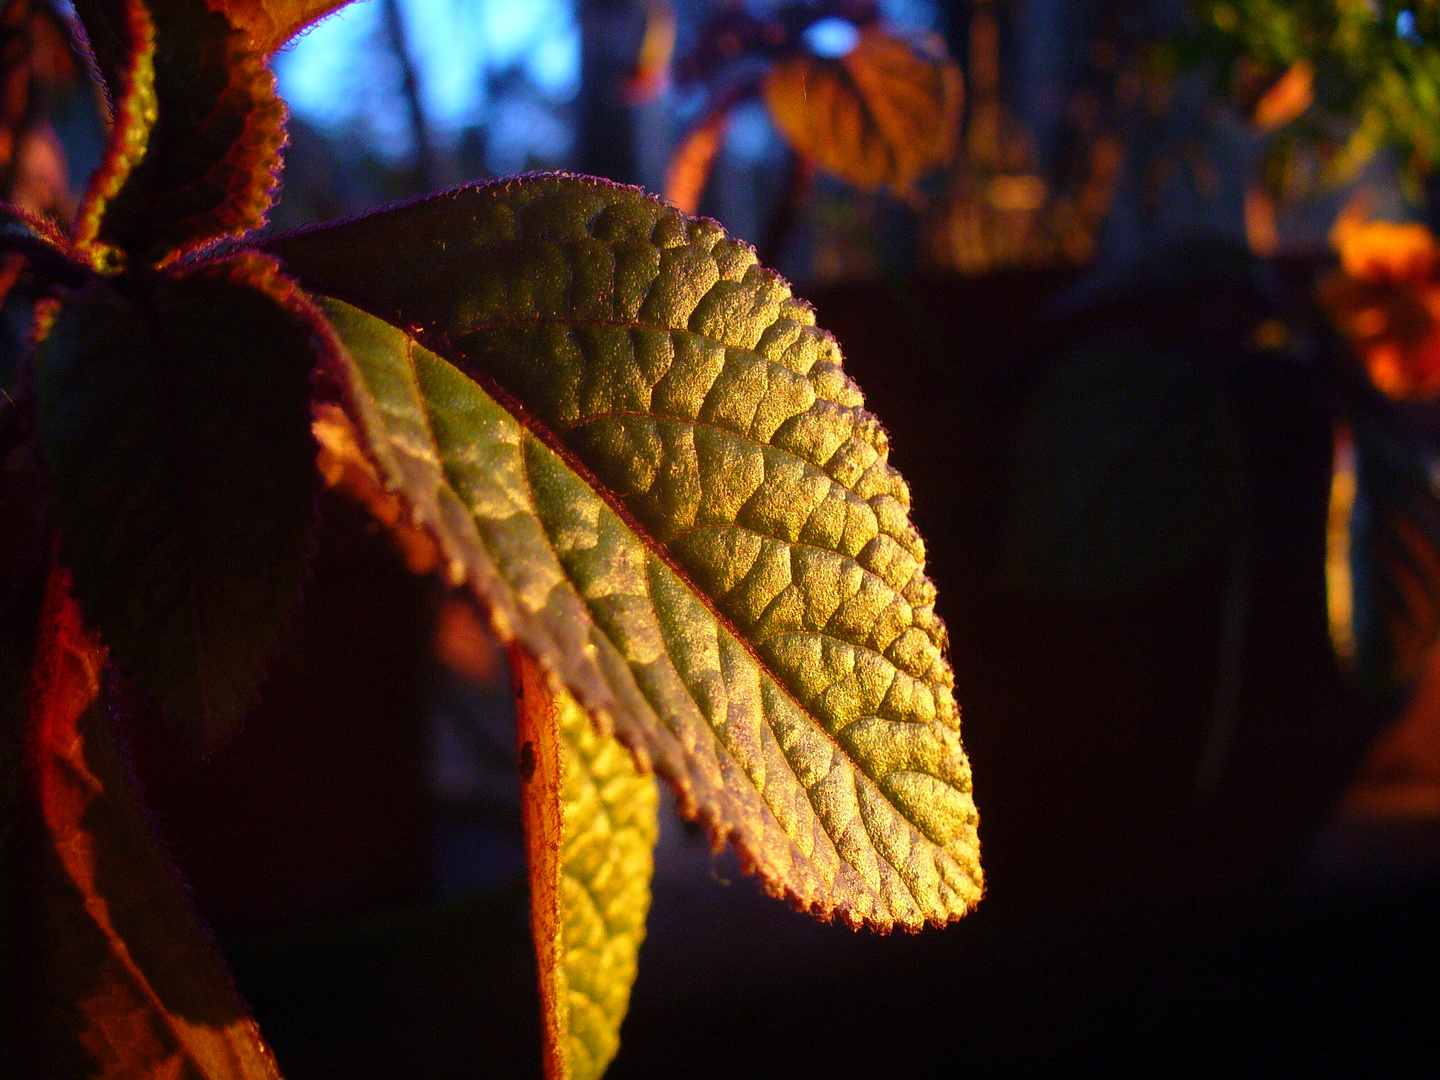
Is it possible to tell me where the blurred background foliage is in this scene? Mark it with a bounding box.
[10,0,1440,1074]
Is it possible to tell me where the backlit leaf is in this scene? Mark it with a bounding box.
[35,252,322,749]
[268,175,982,929]
[26,563,281,1079]
[205,0,352,55]
[512,648,657,1080]
[1348,409,1440,688]
[762,27,961,194]
[73,0,286,268]
[70,0,157,264]
[664,105,730,216]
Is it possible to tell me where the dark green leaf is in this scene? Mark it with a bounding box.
[269,175,981,929]
[35,252,321,748]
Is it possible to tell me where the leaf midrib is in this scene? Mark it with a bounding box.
[372,310,950,906]
[429,328,956,915]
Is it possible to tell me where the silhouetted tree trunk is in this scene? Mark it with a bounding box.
[577,0,644,183]
[381,0,434,193]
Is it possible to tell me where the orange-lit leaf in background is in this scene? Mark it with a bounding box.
[1323,211,1440,401]
[27,563,281,1079]
[763,27,962,194]
[621,0,675,106]
[663,103,729,214]
[1251,59,1313,133]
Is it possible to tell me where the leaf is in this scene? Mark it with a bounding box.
[664,105,730,216]
[762,27,961,194]
[1347,409,1440,688]
[26,562,282,1079]
[267,174,981,929]
[1251,59,1313,132]
[512,647,657,1080]
[1004,337,1245,593]
[34,252,323,749]
[73,0,286,268]
[70,0,157,264]
[204,0,353,55]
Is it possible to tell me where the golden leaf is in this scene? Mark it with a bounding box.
[763,27,961,193]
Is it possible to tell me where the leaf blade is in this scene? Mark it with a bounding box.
[272,176,981,928]
[35,253,322,748]
[762,28,962,194]
[206,0,353,55]
[26,563,282,1079]
[512,647,658,1080]
[73,0,286,267]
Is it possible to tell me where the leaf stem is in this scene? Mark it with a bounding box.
[509,646,570,1080]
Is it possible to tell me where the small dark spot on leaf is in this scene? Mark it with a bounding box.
[519,740,537,782]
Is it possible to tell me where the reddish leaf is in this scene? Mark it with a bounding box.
[26,562,282,1078]
[73,0,285,268]
[205,0,352,55]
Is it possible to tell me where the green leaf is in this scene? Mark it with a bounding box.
[762,27,962,194]
[35,252,322,749]
[268,175,981,929]
[73,0,286,268]
[512,648,657,1080]
[1004,337,1245,592]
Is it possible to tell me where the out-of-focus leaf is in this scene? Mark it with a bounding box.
[73,0,285,268]
[1,0,83,221]
[512,648,657,1080]
[268,174,981,929]
[27,563,282,1078]
[1005,338,1244,592]
[1322,215,1440,402]
[1348,408,1440,688]
[762,27,961,194]
[1251,59,1313,132]
[1184,1,1440,190]
[35,252,322,749]
[664,103,729,215]
[205,0,352,55]
[621,0,674,106]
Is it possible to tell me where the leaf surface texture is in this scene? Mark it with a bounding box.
[270,176,981,928]
[73,0,285,266]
